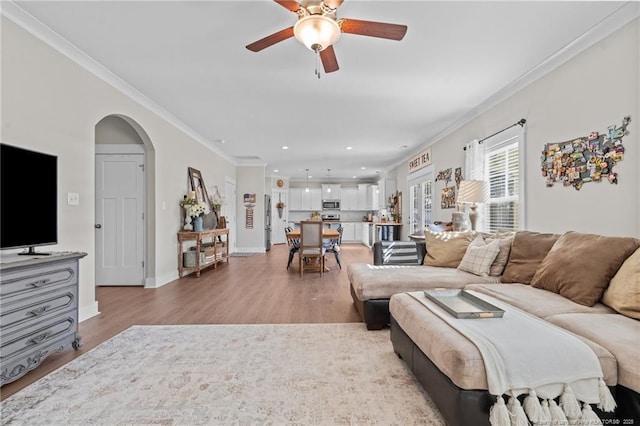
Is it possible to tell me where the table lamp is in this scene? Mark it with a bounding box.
[456,180,489,231]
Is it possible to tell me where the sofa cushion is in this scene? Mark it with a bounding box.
[347,263,500,301]
[602,247,640,319]
[465,283,616,319]
[531,232,640,306]
[486,235,513,277]
[457,236,501,277]
[545,313,640,393]
[501,231,560,284]
[390,292,617,391]
[423,231,474,268]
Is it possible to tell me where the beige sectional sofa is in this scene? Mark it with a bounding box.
[381,230,640,425]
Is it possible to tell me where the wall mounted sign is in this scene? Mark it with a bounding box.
[243,193,256,229]
[408,147,432,173]
[541,116,630,190]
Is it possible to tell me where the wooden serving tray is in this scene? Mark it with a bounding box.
[423,289,505,319]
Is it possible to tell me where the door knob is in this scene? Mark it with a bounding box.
[95,224,102,229]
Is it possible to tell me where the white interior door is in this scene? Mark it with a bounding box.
[272,189,287,244]
[95,154,144,285]
[224,177,237,253]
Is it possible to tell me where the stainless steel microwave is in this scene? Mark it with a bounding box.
[322,200,340,210]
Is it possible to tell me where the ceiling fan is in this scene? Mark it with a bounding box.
[246,0,407,75]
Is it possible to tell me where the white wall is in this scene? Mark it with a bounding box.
[236,165,266,252]
[392,17,640,239]
[1,17,236,319]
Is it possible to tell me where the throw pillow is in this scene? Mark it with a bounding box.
[457,236,501,277]
[601,247,640,319]
[531,232,640,307]
[486,235,513,277]
[501,231,560,284]
[423,230,474,268]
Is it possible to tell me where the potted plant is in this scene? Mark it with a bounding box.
[276,194,285,218]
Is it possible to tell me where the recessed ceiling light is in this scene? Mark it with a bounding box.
[352,176,357,179]
[361,167,366,170]
[274,169,279,173]
[401,145,408,149]
[308,175,312,178]
[346,146,353,150]
[282,146,289,150]
[214,139,225,144]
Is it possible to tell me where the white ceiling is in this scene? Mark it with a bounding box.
[10,1,630,182]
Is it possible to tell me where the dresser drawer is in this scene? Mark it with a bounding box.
[1,285,77,330]
[0,261,77,298]
[1,315,76,361]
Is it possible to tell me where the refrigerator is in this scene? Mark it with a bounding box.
[265,194,272,251]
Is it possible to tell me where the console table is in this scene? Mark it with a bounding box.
[0,251,87,386]
[177,228,229,278]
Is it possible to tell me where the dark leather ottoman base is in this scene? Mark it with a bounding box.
[390,315,631,425]
[349,283,390,330]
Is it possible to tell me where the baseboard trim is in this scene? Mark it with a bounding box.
[79,301,99,322]
[144,270,179,289]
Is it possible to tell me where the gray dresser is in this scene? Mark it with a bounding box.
[0,252,87,386]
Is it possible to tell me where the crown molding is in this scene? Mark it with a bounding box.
[397,2,640,174]
[1,1,236,165]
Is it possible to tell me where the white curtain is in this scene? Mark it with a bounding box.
[464,139,484,180]
[463,139,486,230]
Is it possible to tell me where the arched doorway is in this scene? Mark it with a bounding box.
[94,115,156,286]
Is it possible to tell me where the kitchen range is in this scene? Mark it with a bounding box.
[321,213,340,222]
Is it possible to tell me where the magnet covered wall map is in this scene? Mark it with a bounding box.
[541,116,630,190]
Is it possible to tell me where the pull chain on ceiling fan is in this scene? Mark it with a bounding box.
[246,0,408,76]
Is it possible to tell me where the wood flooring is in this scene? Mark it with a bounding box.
[0,242,372,400]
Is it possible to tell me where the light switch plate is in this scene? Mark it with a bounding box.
[67,192,79,205]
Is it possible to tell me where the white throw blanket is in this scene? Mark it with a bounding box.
[407,291,616,426]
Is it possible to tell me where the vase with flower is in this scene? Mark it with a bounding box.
[187,202,211,232]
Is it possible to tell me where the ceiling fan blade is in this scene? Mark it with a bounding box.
[340,18,407,41]
[320,45,339,73]
[323,0,344,9]
[246,27,295,52]
[274,0,301,13]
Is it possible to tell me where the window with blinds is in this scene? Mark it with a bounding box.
[484,139,520,232]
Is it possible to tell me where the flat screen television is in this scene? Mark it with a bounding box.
[1,144,57,255]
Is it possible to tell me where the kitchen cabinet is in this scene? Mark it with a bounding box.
[354,222,363,242]
[321,184,341,200]
[368,185,380,210]
[341,223,355,241]
[288,188,321,211]
[340,188,358,211]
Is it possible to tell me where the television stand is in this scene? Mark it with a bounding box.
[18,247,52,256]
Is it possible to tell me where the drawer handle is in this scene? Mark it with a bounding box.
[28,279,51,288]
[26,305,52,318]
[26,332,52,346]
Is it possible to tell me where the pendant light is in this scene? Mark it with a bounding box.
[305,169,310,193]
[326,169,332,193]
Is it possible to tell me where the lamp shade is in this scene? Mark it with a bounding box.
[293,15,341,51]
[457,180,489,204]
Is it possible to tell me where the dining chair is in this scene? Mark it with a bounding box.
[323,226,343,269]
[285,226,300,269]
[299,220,326,276]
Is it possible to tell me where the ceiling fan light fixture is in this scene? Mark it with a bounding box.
[293,15,341,52]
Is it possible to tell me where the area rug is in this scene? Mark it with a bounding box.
[1,323,445,425]
[229,252,258,257]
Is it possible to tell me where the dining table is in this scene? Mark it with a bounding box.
[286,227,340,272]
[286,228,340,240]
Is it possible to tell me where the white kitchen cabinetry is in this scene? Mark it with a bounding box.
[288,188,302,211]
[354,223,363,242]
[289,188,322,211]
[368,185,380,210]
[340,188,358,211]
[321,184,341,200]
[341,223,355,241]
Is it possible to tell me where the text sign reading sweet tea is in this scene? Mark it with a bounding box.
[408,147,432,173]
